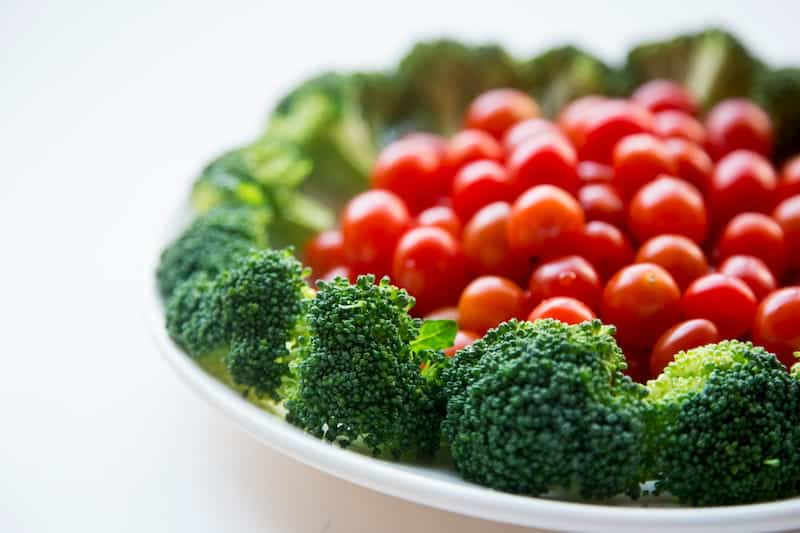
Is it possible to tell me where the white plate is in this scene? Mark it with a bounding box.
[146,214,800,533]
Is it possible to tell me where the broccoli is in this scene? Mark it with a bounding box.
[190,149,268,213]
[644,340,800,506]
[755,67,800,162]
[442,319,647,500]
[156,206,270,299]
[285,275,454,459]
[165,272,227,359]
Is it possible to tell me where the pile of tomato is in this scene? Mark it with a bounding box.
[303,81,800,381]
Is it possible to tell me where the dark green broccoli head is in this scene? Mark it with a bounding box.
[442,319,646,499]
[165,272,227,359]
[755,67,800,162]
[285,275,448,459]
[645,340,800,505]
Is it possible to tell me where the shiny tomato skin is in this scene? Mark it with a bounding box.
[444,129,503,176]
[601,263,682,349]
[458,276,525,334]
[624,349,652,383]
[341,190,410,277]
[777,156,800,204]
[558,95,608,142]
[717,212,788,279]
[502,118,562,154]
[304,230,345,278]
[635,234,709,290]
[527,297,596,325]
[528,255,602,311]
[632,79,698,115]
[753,287,800,367]
[773,194,800,270]
[653,110,706,145]
[507,185,585,260]
[425,306,459,322]
[577,161,614,183]
[578,183,625,226]
[650,319,720,377]
[682,273,757,339]
[573,99,654,164]
[612,133,677,199]
[506,133,580,196]
[628,176,707,245]
[465,89,540,140]
[664,138,714,194]
[462,201,529,281]
[709,150,777,226]
[415,205,462,239]
[391,226,468,316]
[580,221,635,280]
[705,98,774,160]
[318,265,355,284]
[719,255,778,302]
[451,160,513,223]
[371,138,444,213]
[444,330,480,357]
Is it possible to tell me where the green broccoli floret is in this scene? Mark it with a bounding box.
[442,319,647,500]
[165,272,227,358]
[644,340,800,506]
[191,149,268,213]
[156,206,270,299]
[625,28,762,109]
[285,275,452,459]
[755,67,800,162]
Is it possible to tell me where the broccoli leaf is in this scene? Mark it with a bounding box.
[410,319,457,352]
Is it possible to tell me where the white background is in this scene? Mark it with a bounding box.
[2,2,799,532]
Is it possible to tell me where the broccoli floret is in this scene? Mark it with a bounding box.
[165,272,227,359]
[755,68,800,162]
[156,206,270,299]
[191,149,268,213]
[442,319,647,499]
[285,275,451,459]
[644,340,800,505]
[625,29,762,109]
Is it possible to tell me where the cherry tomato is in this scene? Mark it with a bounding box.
[578,183,625,226]
[502,118,562,154]
[528,296,596,325]
[558,95,608,142]
[580,221,635,280]
[631,79,698,115]
[682,273,757,339]
[318,265,355,284]
[304,230,345,278]
[506,133,580,196]
[623,349,651,383]
[705,99,774,160]
[528,255,602,311]
[416,206,461,239]
[451,160,512,222]
[465,88,540,140]
[401,132,448,154]
[371,138,444,213]
[612,133,676,199]
[425,306,459,322]
[753,287,800,367]
[462,202,529,281]
[458,276,525,334]
[342,190,410,277]
[444,330,480,357]
[709,150,777,225]
[577,161,614,183]
[719,255,777,302]
[391,227,468,315]
[653,110,706,145]
[444,129,503,176]
[773,194,800,270]
[628,176,707,245]
[650,319,720,377]
[664,138,713,193]
[573,99,654,164]
[507,185,585,260]
[601,263,681,349]
[717,212,787,278]
[635,234,708,290]
[777,155,800,204]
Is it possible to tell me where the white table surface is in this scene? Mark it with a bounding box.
[2,2,798,531]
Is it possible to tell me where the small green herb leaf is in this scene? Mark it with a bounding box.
[410,319,457,352]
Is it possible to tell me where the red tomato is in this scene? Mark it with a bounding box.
[653,110,706,145]
[572,99,654,164]
[416,205,462,239]
[682,273,757,339]
[773,194,800,270]
[577,161,614,183]
[558,95,608,141]
[507,185,585,260]
[719,255,778,302]
[705,99,774,160]
[444,129,503,176]
[709,150,777,225]
[465,89,540,140]
[502,118,562,154]
[635,234,708,290]
[444,330,480,357]
[628,176,708,244]
[650,319,720,377]
[624,349,652,383]
[578,183,625,226]
[601,263,682,349]
[506,133,580,196]
[753,287,800,367]
[371,138,444,213]
[612,133,677,199]
[391,227,468,315]
[528,296,596,325]
[342,190,410,277]
[458,276,525,334]
[580,221,635,280]
[304,230,345,278]
[717,212,787,279]
[777,156,800,204]
[451,160,512,222]
[664,138,714,193]
[425,306,459,322]
[631,79,698,115]
[401,132,447,154]
[528,255,602,311]
[462,202,529,281]
[318,265,355,284]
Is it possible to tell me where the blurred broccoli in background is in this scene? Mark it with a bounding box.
[755,67,800,162]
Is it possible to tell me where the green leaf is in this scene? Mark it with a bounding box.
[410,320,457,352]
